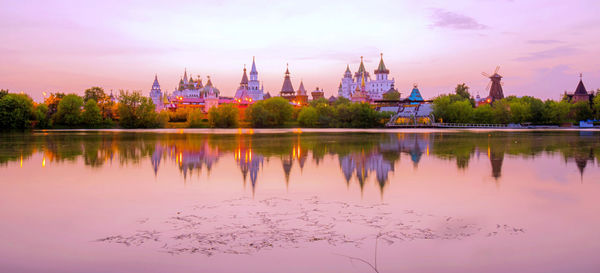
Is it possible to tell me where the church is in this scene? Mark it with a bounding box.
[234,57,265,102]
[149,69,221,112]
[338,54,395,100]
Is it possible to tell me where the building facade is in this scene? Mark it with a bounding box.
[338,54,395,100]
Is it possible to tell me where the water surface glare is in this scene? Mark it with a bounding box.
[1,129,599,273]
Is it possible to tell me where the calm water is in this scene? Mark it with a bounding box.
[1,129,599,273]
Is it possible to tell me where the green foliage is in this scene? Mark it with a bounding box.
[297,106,319,127]
[82,99,103,127]
[572,101,593,122]
[34,103,51,128]
[455,83,471,101]
[433,95,473,123]
[83,87,106,103]
[246,97,293,127]
[168,108,190,122]
[44,92,65,117]
[157,111,170,128]
[473,104,494,124]
[208,104,239,128]
[594,95,600,119]
[382,89,400,100]
[54,94,83,127]
[186,109,207,128]
[0,89,8,100]
[309,97,329,107]
[117,90,159,128]
[544,100,571,124]
[0,93,35,130]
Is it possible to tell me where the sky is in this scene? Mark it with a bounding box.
[1,0,599,102]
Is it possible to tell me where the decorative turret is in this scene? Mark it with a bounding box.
[407,84,424,104]
[250,56,258,80]
[280,64,296,101]
[240,65,249,88]
[311,87,324,101]
[374,53,389,74]
[297,80,307,96]
[344,65,352,78]
[149,74,163,111]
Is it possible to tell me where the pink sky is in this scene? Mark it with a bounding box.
[1,0,599,102]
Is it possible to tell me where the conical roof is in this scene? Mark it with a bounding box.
[240,66,249,85]
[297,80,306,95]
[280,65,295,93]
[205,76,213,87]
[408,85,424,102]
[375,53,389,74]
[574,79,588,95]
[345,65,351,73]
[357,56,366,73]
[152,74,160,87]
[250,56,258,74]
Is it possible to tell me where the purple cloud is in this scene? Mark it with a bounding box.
[515,46,580,61]
[430,9,487,30]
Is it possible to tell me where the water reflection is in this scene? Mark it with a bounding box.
[1,130,599,193]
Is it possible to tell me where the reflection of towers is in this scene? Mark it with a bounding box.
[151,144,162,176]
[235,146,264,193]
[384,133,432,168]
[338,151,394,196]
[173,141,220,179]
[282,155,293,185]
[489,148,504,180]
[572,148,595,181]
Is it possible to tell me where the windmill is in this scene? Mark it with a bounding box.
[481,66,504,103]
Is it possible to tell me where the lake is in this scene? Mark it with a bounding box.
[1,129,599,273]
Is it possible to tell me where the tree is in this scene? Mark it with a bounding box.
[544,100,571,124]
[594,94,600,119]
[572,101,593,122]
[298,106,318,127]
[44,92,65,117]
[0,89,8,100]
[34,103,51,128]
[246,97,293,127]
[187,109,207,128]
[208,104,239,128]
[491,99,511,124]
[455,83,471,100]
[83,87,106,103]
[0,93,35,130]
[82,99,103,127]
[309,97,329,107]
[473,104,494,124]
[508,100,531,124]
[447,100,474,123]
[117,90,159,128]
[54,94,83,126]
[382,89,400,100]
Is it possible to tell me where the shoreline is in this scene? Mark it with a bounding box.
[29,127,600,134]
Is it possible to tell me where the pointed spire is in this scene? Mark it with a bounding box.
[375,53,389,74]
[345,64,351,73]
[285,63,290,75]
[183,68,187,80]
[575,74,588,95]
[358,56,366,73]
[297,80,306,95]
[280,64,295,94]
[250,56,258,74]
[240,65,249,86]
[205,76,213,87]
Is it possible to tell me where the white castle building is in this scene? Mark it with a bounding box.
[149,69,221,111]
[338,54,395,100]
[234,57,264,101]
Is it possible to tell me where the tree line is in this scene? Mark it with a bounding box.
[433,84,600,125]
[0,88,390,130]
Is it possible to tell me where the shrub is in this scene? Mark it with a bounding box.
[208,104,239,128]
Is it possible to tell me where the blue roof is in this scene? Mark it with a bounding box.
[408,87,424,103]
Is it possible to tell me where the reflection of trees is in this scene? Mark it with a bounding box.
[2,131,599,192]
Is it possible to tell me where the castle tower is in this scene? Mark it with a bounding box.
[370,53,394,100]
[340,65,354,98]
[149,74,163,111]
[280,64,296,101]
[311,87,324,101]
[248,57,264,100]
[234,65,250,100]
[296,80,308,105]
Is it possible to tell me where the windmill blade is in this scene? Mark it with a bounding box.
[486,81,492,91]
[501,82,504,86]
[494,66,500,74]
[482,72,491,77]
